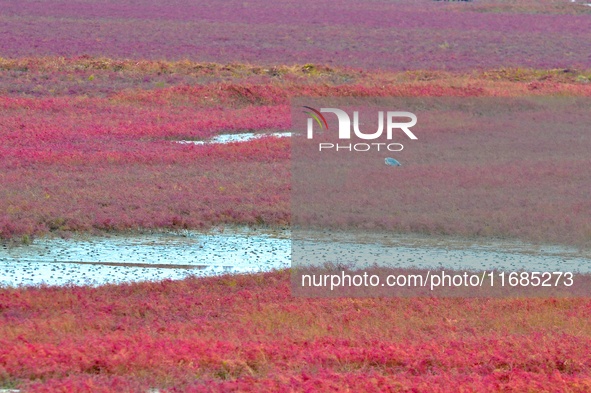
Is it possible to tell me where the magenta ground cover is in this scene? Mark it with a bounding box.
[2,0,590,70]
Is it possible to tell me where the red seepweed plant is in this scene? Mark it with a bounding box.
[1,60,590,246]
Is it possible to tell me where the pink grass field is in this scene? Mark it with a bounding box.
[1,0,591,71]
[0,60,591,391]
[2,271,591,392]
[2,1,591,391]
[1,59,590,247]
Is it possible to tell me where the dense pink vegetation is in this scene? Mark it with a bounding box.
[0,81,296,238]
[1,0,590,70]
[1,271,591,391]
[2,1,591,391]
[1,60,590,246]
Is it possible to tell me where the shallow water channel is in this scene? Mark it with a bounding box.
[1,228,590,287]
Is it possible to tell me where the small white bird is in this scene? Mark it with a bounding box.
[385,157,401,166]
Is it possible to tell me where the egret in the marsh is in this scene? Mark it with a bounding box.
[385,157,401,166]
